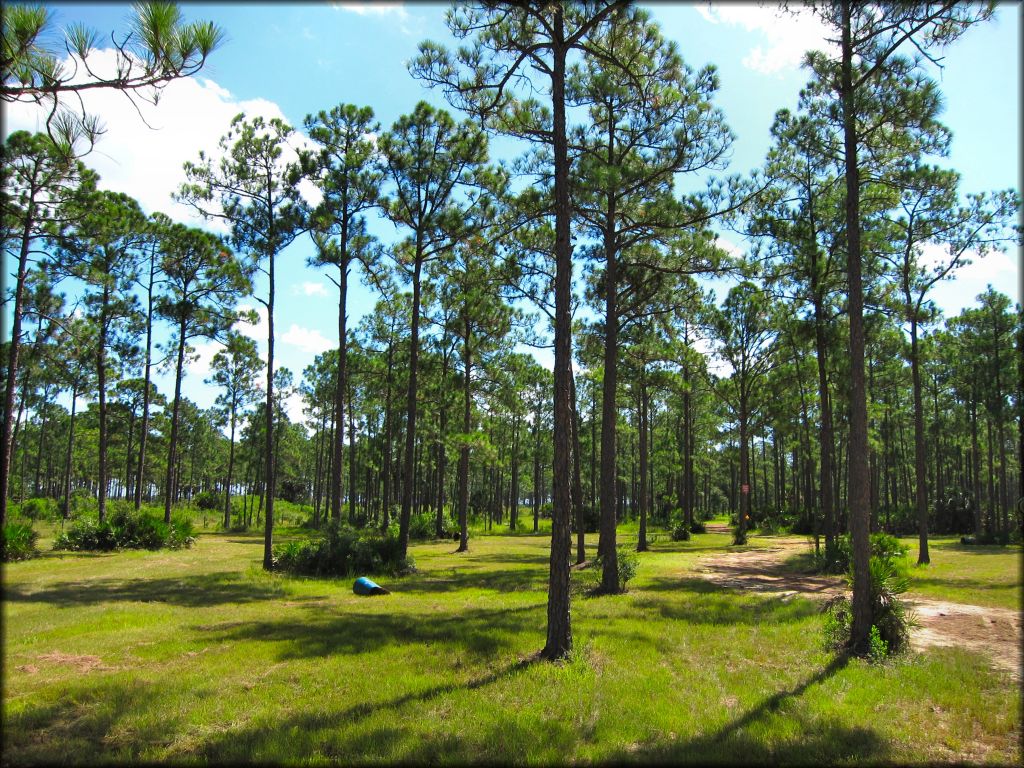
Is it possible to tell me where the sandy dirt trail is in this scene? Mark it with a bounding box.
[695,525,1021,680]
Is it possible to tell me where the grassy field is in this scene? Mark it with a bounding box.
[3,517,1020,765]
[781,532,1023,611]
[899,537,1023,610]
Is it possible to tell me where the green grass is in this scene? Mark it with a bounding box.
[3,521,1020,765]
[899,536,1023,610]
[781,532,1021,612]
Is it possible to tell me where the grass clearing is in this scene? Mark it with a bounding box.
[781,533,1021,611]
[900,537,1022,610]
[3,521,1020,764]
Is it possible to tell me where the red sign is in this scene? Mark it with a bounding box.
[741,484,750,494]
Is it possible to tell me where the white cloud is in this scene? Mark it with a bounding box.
[930,247,1020,316]
[3,48,305,230]
[331,2,417,35]
[295,177,323,208]
[296,281,329,297]
[332,2,408,19]
[186,339,225,379]
[284,390,309,425]
[236,303,270,344]
[282,324,334,354]
[715,236,745,259]
[697,3,836,75]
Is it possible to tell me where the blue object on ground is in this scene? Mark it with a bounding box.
[353,576,389,596]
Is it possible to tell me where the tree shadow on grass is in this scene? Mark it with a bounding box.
[2,677,173,764]
[192,654,552,764]
[467,550,551,566]
[934,542,1023,556]
[638,543,742,554]
[197,602,544,661]
[605,655,889,765]
[908,575,1020,593]
[393,564,546,594]
[39,549,119,560]
[2,572,310,608]
[633,578,821,626]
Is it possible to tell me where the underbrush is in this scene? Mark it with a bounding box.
[273,520,415,577]
[53,507,196,551]
[669,515,707,541]
[573,546,640,594]
[407,510,454,541]
[822,534,915,660]
[2,522,40,562]
[814,532,908,575]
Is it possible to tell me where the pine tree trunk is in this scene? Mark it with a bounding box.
[598,238,619,587]
[570,369,585,562]
[457,321,472,552]
[399,254,423,557]
[262,235,277,571]
[910,316,930,563]
[135,245,157,510]
[840,0,873,652]
[543,19,573,660]
[637,373,649,553]
[97,285,111,524]
[62,384,78,518]
[164,320,188,524]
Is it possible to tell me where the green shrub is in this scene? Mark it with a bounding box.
[822,595,851,650]
[689,520,706,535]
[53,510,195,552]
[2,522,40,562]
[867,625,888,663]
[870,532,908,563]
[670,520,691,541]
[408,511,452,540]
[616,546,638,589]
[817,535,852,574]
[54,518,118,551]
[19,497,59,521]
[589,546,639,592]
[822,553,915,658]
[68,488,96,518]
[166,515,196,548]
[758,512,792,535]
[815,532,908,575]
[273,520,414,578]
[865,555,914,653]
[192,490,222,511]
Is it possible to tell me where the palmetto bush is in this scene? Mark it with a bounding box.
[823,547,916,659]
[2,522,40,562]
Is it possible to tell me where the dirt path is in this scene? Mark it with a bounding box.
[695,527,1022,679]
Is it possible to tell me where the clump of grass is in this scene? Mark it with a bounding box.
[2,521,40,562]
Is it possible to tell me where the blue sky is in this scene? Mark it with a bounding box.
[5,2,1020,423]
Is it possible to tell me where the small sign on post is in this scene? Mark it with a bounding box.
[741,484,750,494]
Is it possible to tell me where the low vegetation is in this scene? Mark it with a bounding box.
[3,520,1019,765]
[53,507,195,552]
[2,521,40,562]
[272,520,415,578]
